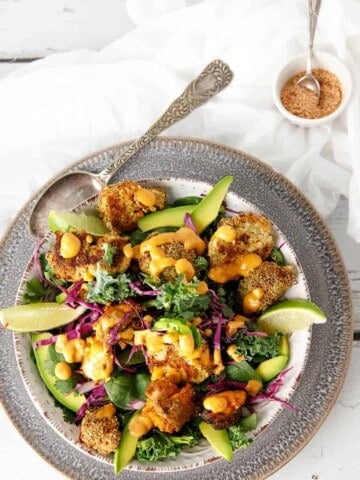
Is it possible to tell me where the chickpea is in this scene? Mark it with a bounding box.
[60,232,81,258]
[54,361,72,380]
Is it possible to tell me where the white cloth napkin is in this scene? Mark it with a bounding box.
[0,0,359,241]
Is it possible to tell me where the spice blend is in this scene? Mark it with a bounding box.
[280,68,342,119]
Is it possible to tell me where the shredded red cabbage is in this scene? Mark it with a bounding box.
[224,206,240,214]
[129,281,160,296]
[60,280,103,314]
[127,344,143,363]
[32,238,46,283]
[244,330,268,337]
[108,310,135,345]
[126,399,146,410]
[183,213,198,233]
[74,382,107,424]
[75,380,97,395]
[114,351,137,373]
[33,335,58,349]
[249,367,298,411]
[206,380,247,394]
[209,289,228,349]
[66,310,101,340]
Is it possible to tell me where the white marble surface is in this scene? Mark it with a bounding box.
[0,1,359,479]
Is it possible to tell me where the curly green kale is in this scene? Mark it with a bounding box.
[151,276,211,321]
[232,330,282,364]
[86,268,133,304]
[101,243,117,266]
[228,424,253,449]
[136,427,201,462]
[136,431,181,462]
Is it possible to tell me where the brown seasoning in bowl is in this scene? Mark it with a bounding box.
[280,68,342,119]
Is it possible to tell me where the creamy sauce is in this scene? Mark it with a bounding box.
[208,253,262,283]
[139,227,206,279]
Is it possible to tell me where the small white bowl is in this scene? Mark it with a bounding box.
[272,52,353,127]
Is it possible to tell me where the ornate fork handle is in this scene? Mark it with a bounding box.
[99,59,233,183]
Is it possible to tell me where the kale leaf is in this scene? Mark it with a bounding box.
[228,424,253,449]
[136,430,180,462]
[233,330,282,364]
[152,276,211,321]
[136,426,201,462]
[101,243,117,266]
[86,268,133,304]
[227,413,256,449]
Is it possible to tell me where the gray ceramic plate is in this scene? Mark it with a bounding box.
[0,137,353,479]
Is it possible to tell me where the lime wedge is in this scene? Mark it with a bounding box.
[0,303,86,332]
[48,210,109,235]
[258,298,327,334]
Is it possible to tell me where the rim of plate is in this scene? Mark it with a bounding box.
[0,137,354,480]
[13,176,311,472]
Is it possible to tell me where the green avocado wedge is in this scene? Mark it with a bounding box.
[137,176,234,233]
[190,175,233,233]
[255,355,288,382]
[114,411,141,474]
[137,205,196,232]
[31,332,86,412]
[199,421,233,461]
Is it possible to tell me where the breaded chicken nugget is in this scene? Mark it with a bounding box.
[138,240,199,283]
[141,379,196,434]
[208,212,274,267]
[238,261,296,313]
[98,180,166,232]
[201,390,247,429]
[46,231,130,282]
[79,403,121,455]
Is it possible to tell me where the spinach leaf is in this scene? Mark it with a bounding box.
[225,360,262,383]
[105,369,150,410]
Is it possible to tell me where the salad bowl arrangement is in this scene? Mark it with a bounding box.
[0,137,353,480]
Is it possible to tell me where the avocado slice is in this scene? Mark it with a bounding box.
[152,317,191,334]
[114,411,141,474]
[278,335,289,357]
[255,355,288,382]
[239,413,257,432]
[137,205,196,232]
[137,176,234,233]
[199,421,233,461]
[32,332,86,412]
[191,175,233,233]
